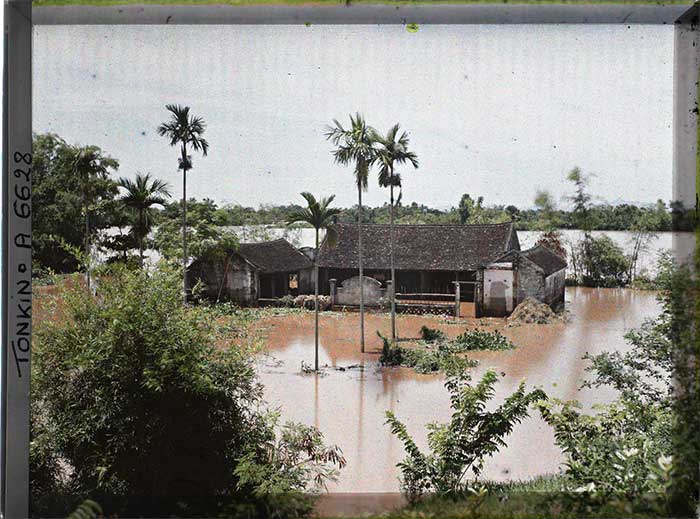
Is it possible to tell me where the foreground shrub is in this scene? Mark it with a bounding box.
[386,369,546,502]
[31,265,343,517]
[538,256,698,516]
[539,398,673,498]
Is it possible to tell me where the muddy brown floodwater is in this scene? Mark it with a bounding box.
[255,287,660,496]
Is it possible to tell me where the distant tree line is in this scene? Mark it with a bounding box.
[31,131,694,280]
[154,194,687,232]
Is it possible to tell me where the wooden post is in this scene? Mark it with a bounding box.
[386,279,394,314]
[453,281,461,318]
[475,271,483,318]
[329,278,337,308]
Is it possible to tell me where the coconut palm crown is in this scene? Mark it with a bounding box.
[118,173,171,266]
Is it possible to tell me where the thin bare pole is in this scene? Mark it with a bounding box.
[314,227,320,371]
[389,168,396,342]
[358,184,365,353]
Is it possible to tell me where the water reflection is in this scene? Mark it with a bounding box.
[257,287,660,492]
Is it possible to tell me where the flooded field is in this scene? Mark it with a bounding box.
[256,286,661,493]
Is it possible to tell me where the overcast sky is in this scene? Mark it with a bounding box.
[33,24,674,210]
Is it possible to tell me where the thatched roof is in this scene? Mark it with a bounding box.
[317,222,519,272]
[238,238,312,273]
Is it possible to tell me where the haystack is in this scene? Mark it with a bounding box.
[507,297,558,325]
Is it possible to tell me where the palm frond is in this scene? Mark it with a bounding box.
[327,113,377,191]
[159,104,209,158]
[287,192,340,231]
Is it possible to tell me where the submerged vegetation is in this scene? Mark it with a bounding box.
[379,328,514,373]
[421,326,515,350]
[379,332,478,374]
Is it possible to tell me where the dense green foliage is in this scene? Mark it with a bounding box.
[153,197,240,265]
[420,326,515,351]
[234,413,346,495]
[386,369,546,501]
[569,235,630,287]
[31,266,344,516]
[32,134,120,274]
[147,166,681,234]
[452,329,515,351]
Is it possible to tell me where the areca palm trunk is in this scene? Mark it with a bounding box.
[358,185,365,353]
[389,167,397,342]
[181,143,188,304]
[84,195,91,291]
[138,208,145,267]
[314,228,320,371]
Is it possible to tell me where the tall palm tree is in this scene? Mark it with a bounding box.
[287,192,340,371]
[326,113,376,353]
[118,173,171,267]
[157,104,209,303]
[373,124,419,343]
[70,145,119,290]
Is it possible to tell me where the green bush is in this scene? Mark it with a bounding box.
[453,329,514,351]
[579,235,630,287]
[539,398,673,496]
[386,369,546,502]
[32,265,343,517]
[380,328,513,374]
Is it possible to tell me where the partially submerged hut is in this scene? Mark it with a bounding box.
[186,238,313,305]
[316,222,520,303]
[479,244,567,316]
[315,222,566,317]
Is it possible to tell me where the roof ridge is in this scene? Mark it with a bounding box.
[239,237,288,246]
